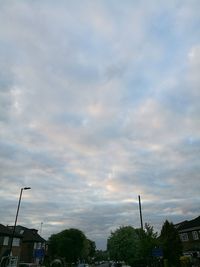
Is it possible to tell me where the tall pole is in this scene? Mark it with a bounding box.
[9,187,31,256]
[138,195,143,230]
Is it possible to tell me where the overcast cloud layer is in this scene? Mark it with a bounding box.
[0,0,200,249]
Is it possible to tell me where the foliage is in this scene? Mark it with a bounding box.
[107,225,157,265]
[81,238,96,261]
[48,228,95,263]
[136,223,158,259]
[180,256,191,267]
[87,239,96,258]
[159,220,182,267]
[94,250,109,262]
[107,226,139,264]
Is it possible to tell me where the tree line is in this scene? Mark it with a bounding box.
[47,220,182,267]
[107,221,182,267]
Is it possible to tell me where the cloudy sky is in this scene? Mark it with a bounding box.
[0,0,200,249]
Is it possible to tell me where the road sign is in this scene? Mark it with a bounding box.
[34,249,45,259]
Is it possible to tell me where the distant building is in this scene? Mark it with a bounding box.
[175,216,200,253]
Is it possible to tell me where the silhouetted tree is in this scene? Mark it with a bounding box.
[87,239,96,258]
[159,220,182,267]
[94,250,109,262]
[48,228,95,263]
[136,223,158,260]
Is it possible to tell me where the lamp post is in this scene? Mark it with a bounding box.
[9,187,31,256]
[138,195,143,230]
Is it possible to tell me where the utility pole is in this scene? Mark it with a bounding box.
[138,195,143,230]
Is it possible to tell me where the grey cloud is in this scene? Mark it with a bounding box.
[0,0,200,250]
[0,71,13,122]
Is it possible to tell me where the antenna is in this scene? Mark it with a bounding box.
[40,222,43,235]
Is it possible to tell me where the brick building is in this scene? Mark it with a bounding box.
[8,226,46,263]
[0,224,46,264]
[0,224,22,259]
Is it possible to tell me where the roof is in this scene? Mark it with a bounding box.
[0,224,13,236]
[175,216,200,232]
[14,225,46,242]
[0,224,21,237]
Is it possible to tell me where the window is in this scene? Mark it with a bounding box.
[13,238,20,246]
[180,233,189,242]
[192,231,199,240]
[34,242,41,249]
[3,236,9,246]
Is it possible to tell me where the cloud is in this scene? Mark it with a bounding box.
[0,0,200,249]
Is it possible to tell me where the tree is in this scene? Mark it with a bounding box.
[107,225,158,266]
[94,250,109,262]
[159,220,182,267]
[81,239,96,262]
[107,226,140,265]
[135,223,158,260]
[48,228,95,263]
[87,239,96,258]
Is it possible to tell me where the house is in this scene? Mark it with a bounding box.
[0,224,22,263]
[8,225,46,264]
[175,216,200,254]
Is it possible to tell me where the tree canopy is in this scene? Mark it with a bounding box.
[107,226,139,263]
[48,228,95,263]
[159,220,182,267]
[107,224,157,265]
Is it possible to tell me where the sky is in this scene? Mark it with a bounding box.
[0,0,200,250]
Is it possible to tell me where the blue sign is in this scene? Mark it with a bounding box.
[34,249,45,259]
[152,248,163,257]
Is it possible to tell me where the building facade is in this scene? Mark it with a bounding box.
[0,224,22,258]
[0,224,22,267]
[175,216,200,254]
[0,224,46,264]
[8,226,46,264]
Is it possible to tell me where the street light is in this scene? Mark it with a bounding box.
[138,195,143,230]
[9,187,31,256]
